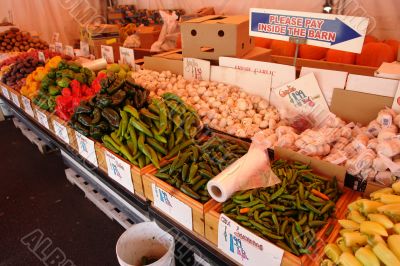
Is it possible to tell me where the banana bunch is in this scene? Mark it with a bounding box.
[321,181,400,266]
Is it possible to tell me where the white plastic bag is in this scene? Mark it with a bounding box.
[123,34,141,48]
[150,11,180,52]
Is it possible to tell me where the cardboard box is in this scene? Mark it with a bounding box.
[136,25,161,49]
[181,15,254,60]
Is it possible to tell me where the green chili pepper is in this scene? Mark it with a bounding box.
[145,144,160,169]
[154,172,171,180]
[249,204,265,215]
[147,138,167,155]
[123,105,139,119]
[240,199,261,208]
[180,184,200,200]
[188,163,198,182]
[181,164,189,181]
[304,201,321,215]
[129,117,153,137]
[192,179,207,192]
[320,201,335,214]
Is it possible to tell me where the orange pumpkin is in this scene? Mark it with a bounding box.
[326,49,356,64]
[298,44,328,60]
[176,33,182,49]
[356,43,395,67]
[383,39,399,57]
[364,35,378,44]
[254,37,273,48]
[270,40,296,57]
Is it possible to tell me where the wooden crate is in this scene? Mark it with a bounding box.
[270,55,377,76]
[50,114,78,151]
[142,168,217,236]
[205,187,360,266]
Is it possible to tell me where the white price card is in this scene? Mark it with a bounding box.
[105,150,134,192]
[49,43,55,52]
[21,96,34,117]
[52,120,70,144]
[55,42,63,53]
[35,109,49,129]
[183,57,210,81]
[1,85,10,99]
[10,91,20,107]
[65,45,74,57]
[75,131,98,167]
[101,45,114,63]
[152,183,193,230]
[80,41,90,56]
[38,51,46,62]
[218,214,284,266]
[119,47,135,67]
[51,32,60,43]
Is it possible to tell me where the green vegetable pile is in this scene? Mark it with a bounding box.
[155,136,248,203]
[69,75,149,140]
[222,159,342,256]
[33,60,93,111]
[101,93,201,169]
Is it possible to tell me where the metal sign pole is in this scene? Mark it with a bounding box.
[289,36,306,67]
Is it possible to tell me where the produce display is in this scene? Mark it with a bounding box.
[222,159,341,256]
[131,69,280,138]
[155,136,248,202]
[0,27,48,52]
[321,181,400,266]
[100,93,201,169]
[0,50,70,68]
[1,55,43,89]
[69,75,149,140]
[33,60,94,112]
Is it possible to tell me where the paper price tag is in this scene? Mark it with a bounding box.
[35,109,49,129]
[151,184,192,230]
[101,45,114,63]
[105,150,134,192]
[21,96,34,117]
[65,45,74,57]
[75,131,98,167]
[80,41,90,56]
[51,32,60,43]
[10,91,20,107]
[55,42,63,53]
[49,44,55,52]
[1,85,10,99]
[52,120,70,144]
[183,58,210,81]
[119,47,135,67]
[38,51,46,62]
[218,214,283,266]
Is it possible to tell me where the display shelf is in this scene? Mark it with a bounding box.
[0,93,238,266]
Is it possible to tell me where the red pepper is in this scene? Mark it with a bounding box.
[61,87,72,97]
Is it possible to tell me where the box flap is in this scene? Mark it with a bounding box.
[184,15,249,25]
[330,88,393,125]
[184,15,223,23]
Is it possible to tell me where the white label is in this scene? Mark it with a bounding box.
[346,74,399,97]
[119,47,135,67]
[218,214,283,266]
[101,45,114,63]
[55,42,63,53]
[80,41,90,56]
[10,91,20,107]
[105,150,134,192]
[392,82,400,113]
[183,57,210,81]
[75,131,98,167]
[152,183,193,230]
[51,32,60,43]
[249,8,369,53]
[36,109,49,129]
[21,96,34,117]
[219,57,296,89]
[38,51,46,62]
[1,85,10,99]
[49,44,55,52]
[65,45,74,57]
[52,120,70,144]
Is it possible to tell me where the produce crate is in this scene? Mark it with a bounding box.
[50,114,78,151]
[204,147,360,266]
[270,55,377,76]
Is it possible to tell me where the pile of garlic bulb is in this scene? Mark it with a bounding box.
[131,69,281,138]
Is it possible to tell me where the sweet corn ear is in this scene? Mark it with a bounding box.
[360,221,388,236]
[348,210,366,223]
[324,243,342,263]
[355,247,380,266]
[367,213,394,229]
[388,235,400,261]
[339,219,360,230]
[372,242,400,266]
[343,231,368,247]
[339,252,362,266]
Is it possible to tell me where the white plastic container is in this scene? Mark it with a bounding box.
[116,222,175,266]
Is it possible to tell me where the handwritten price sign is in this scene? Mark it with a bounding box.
[101,45,114,63]
[35,109,49,129]
[1,85,10,99]
[75,131,98,167]
[53,120,70,144]
[105,150,134,193]
[119,47,135,67]
[21,96,34,117]
[183,58,210,81]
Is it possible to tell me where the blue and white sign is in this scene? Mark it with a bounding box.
[250,8,369,53]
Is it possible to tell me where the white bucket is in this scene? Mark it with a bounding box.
[116,222,175,266]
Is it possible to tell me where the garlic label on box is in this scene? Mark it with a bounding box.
[75,131,98,167]
[10,92,20,108]
[119,47,135,68]
[55,42,63,53]
[36,109,49,129]
[52,120,69,144]
[1,85,10,99]
[218,214,283,266]
[21,96,34,117]
[105,150,133,193]
[151,183,193,230]
[183,58,210,81]
[101,45,114,63]
[80,41,90,56]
